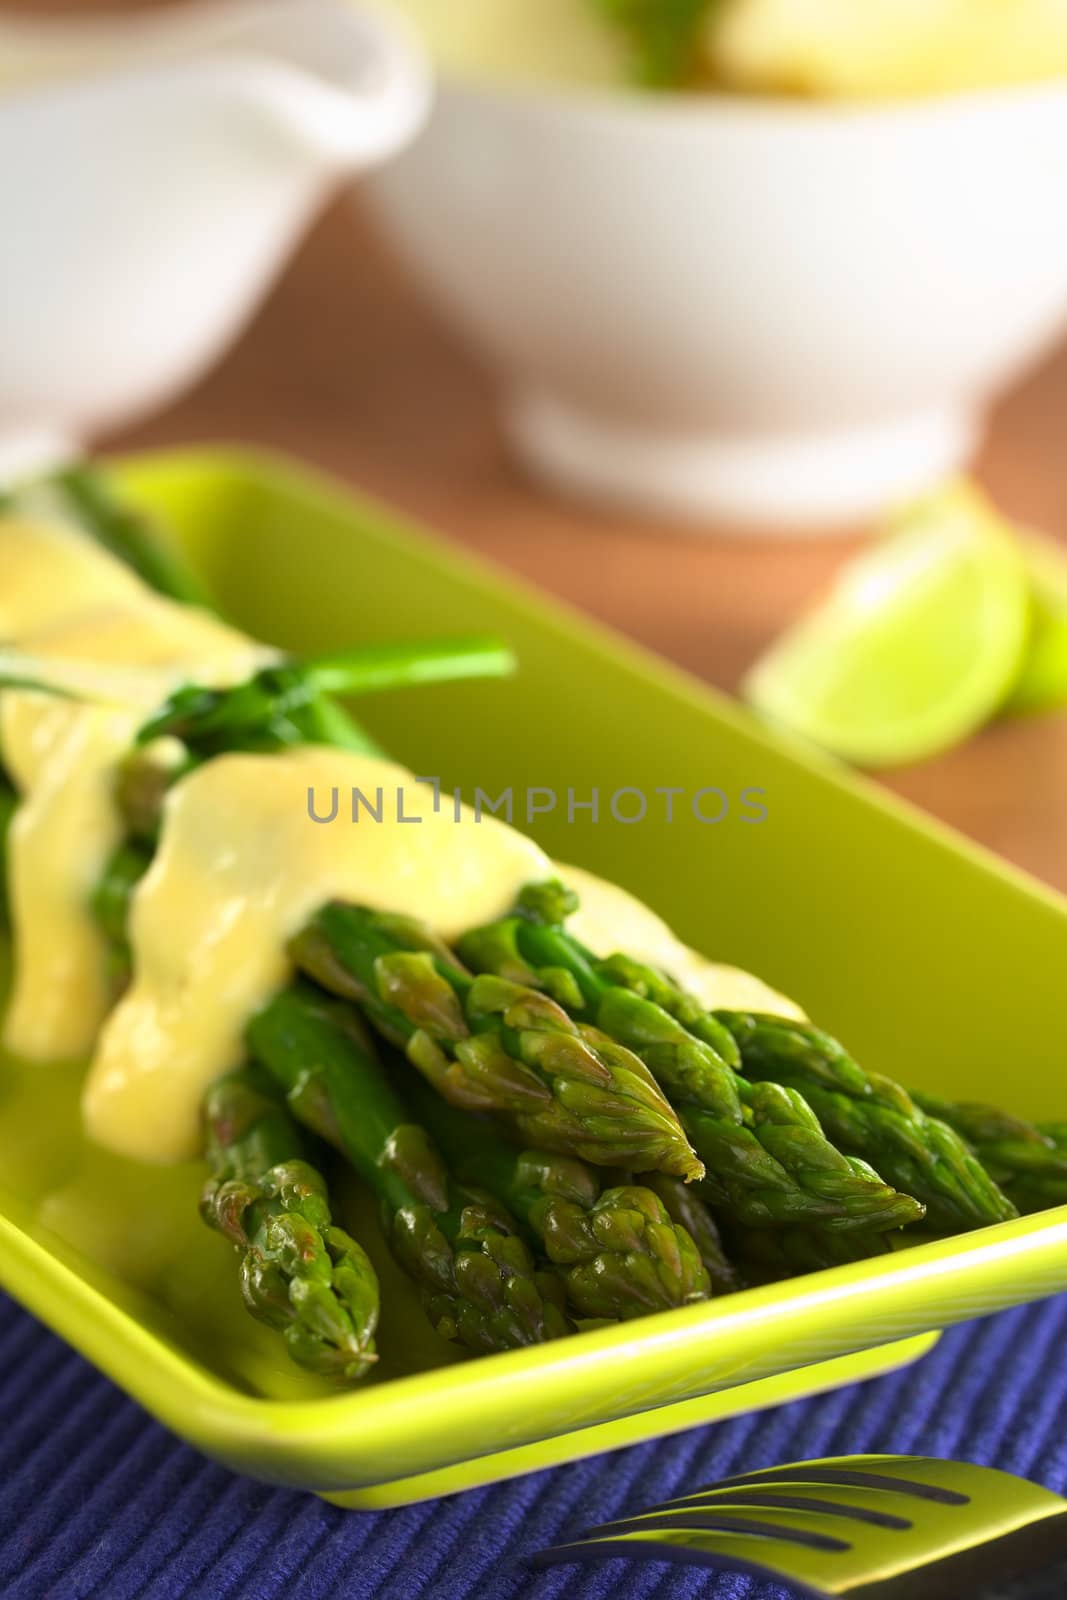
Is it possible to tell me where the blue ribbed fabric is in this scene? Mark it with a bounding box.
[3,1290,1067,1600]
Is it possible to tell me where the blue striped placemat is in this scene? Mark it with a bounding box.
[4,1290,1067,1600]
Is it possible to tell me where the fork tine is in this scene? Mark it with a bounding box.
[578,1512,850,1551]
[531,1530,828,1595]
[589,1490,912,1537]
[642,1457,969,1513]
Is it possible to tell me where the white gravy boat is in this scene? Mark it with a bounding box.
[0,0,429,479]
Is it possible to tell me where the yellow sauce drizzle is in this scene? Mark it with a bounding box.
[1,511,801,1165]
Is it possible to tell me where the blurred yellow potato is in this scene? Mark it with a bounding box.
[709,0,1067,97]
[378,0,627,87]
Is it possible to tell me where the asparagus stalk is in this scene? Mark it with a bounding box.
[692,1078,922,1232]
[912,1093,1067,1215]
[1006,1125,1067,1214]
[43,464,215,606]
[245,982,572,1352]
[89,839,153,989]
[400,1072,712,1320]
[136,637,514,761]
[201,1063,379,1382]
[718,1013,1017,1232]
[289,902,703,1182]
[456,888,921,1233]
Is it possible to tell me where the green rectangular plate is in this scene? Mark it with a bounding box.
[2,446,1067,1509]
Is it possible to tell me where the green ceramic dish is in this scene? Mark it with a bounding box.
[3,447,1067,1509]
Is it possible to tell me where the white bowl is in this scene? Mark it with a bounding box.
[0,0,428,483]
[366,77,1067,530]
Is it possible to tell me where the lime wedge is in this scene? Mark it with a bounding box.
[744,481,1029,768]
[1006,530,1067,715]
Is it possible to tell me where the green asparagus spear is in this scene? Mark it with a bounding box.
[635,1173,738,1295]
[90,840,154,988]
[136,638,514,760]
[1006,1124,1067,1214]
[456,889,922,1233]
[289,902,703,1182]
[400,1072,712,1320]
[912,1093,1067,1215]
[246,981,572,1353]
[114,740,194,843]
[691,1079,923,1232]
[44,464,215,606]
[201,1062,379,1382]
[718,1013,1017,1232]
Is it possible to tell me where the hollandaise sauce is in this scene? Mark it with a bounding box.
[1,511,800,1166]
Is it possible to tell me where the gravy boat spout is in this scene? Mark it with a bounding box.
[188,0,432,172]
[0,0,430,172]
[0,1,430,476]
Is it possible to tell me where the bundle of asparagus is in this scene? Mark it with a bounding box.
[0,468,1049,1393]
[26,472,717,1364]
[247,984,710,1329]
[91,847,720,1349]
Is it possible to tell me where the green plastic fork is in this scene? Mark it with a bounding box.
[533,1454,1067,1598]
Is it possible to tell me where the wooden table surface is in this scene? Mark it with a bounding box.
[108,196,1067,893]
